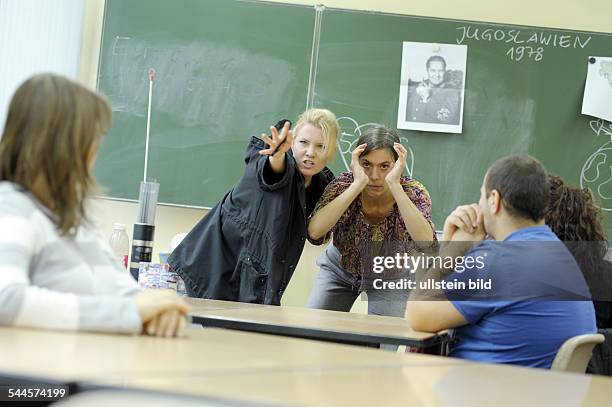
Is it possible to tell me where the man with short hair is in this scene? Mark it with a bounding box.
[405,55,460,125]
[406,155,596,368]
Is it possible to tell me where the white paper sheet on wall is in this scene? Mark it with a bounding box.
[582,56,612,122]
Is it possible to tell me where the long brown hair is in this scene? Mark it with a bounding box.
[0,74,111,235]
[546,174,608,278]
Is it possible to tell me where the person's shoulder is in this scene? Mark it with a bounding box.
[310,167,335,193]
[0,182,39,217]
[408,79,425,89]
[0,182,57,246]
[318,167,335,184]
[465,240,498,257]
[321,171,353,196]
[330,171,353,184]
[507,225,559,242]
[459,240,503,275]
[443,70,463,88]
[400,176,430,197]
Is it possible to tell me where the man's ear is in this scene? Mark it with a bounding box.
[489,190,501,214]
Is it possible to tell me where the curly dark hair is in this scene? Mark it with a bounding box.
[545,174,608,281]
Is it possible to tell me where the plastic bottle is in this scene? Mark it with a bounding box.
[109,223,130,270]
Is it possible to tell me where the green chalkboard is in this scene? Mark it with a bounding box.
[314,8,612,238]
[95,0,315,207]
[96,1,612,239]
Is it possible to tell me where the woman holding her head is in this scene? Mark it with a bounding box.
[169,109,339,305]
[0,74,187,336]
[307,125,436,317]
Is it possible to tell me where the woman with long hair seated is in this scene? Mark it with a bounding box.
[0,74,187,336]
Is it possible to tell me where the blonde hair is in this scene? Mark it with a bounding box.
[0,74,112,235]
[293,108,339,162]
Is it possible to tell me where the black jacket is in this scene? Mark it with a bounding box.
[168,136,334,305]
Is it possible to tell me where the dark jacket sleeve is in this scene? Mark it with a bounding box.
[245,136,295,192]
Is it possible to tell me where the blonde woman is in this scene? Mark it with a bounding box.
[0,74,187,336]
[169,109,339,305]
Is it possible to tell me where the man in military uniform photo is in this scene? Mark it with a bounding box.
[405,55,461,125]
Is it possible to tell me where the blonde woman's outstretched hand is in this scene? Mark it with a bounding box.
[259,121,293,157]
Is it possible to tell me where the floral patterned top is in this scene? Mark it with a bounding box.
[308,172,436,276]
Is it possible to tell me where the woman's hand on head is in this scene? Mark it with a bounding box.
[259,121,293,157]
[385,143,407,187]
[135,290,189,337]
[350,143,369,190]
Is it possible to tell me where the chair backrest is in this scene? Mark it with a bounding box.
[587,328,612,376]
[551,333,605,373]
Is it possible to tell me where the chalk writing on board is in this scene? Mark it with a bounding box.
[456,26,592,62]
[580,119,612,211]
[103,36,295,134]
[112,36,132,55]
[505,46,543,62]
[336,117,415,177]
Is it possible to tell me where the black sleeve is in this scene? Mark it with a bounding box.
[256,153,295,192]
[261,156,286,185]
[244,136,265,164]
[244,136,295,192]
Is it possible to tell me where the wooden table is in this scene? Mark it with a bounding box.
[103,363,612,407]
[188,299,447,348]
[185,297,264,312]
[0,327,454,384]
[1,327,610,407]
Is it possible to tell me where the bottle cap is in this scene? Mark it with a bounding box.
[113,223,126,230]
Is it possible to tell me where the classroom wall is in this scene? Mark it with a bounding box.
[81,0,612,309]
[0,0,85,131]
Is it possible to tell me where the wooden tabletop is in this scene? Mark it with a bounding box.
[93,362,612,407]
[0,327,455,383]
[184,297,265,312]
[2,326,611,407]
[188,300,447,348]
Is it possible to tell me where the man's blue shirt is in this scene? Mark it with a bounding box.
[444,225,596,368]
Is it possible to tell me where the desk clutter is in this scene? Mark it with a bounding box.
[138,262,185,295]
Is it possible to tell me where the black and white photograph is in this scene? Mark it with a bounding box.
[397,42,468,133]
